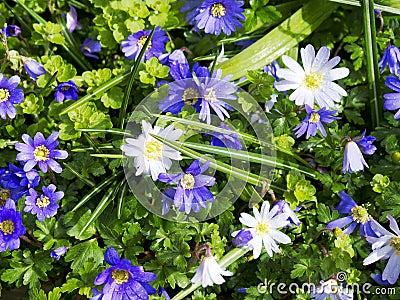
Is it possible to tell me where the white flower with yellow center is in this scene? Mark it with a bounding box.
[121,121,183,181]
[275,44,349,109]
[239,201,291,259]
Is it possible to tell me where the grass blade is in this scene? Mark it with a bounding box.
[78,128,129,136]
[117,183,127,219]
[63,163,96,187]
[91,154,123,158]
[329,0,400,14]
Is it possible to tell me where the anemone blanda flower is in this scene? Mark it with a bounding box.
[0,200,26,252]
[121,121,183,181]
[2,25,21,37]
[210,124,242,150]
[121,27,169,61]
[383,76,400,119]
[379,45,400,75]
[194,0,245,36]
[354,130,377,155]
[160,187,175,215]
[310,278,353,300]
[275,44,349,108]
[66,5,78,33]
[54,80,79,102]
[263,61,280,81]
[342,131,376,174]
[0,74,24,119]
[180,0,203,25]
[93,247,157,300]
[293,105,339,139]
[371,273,390,286]
[159,49,190,81]
[363,215,400,284]
[236,201,291,259]
[50,246,68,260]
[158,159,215,214]
[232,229,253,247]
[24,184,63,222]
[326,191,377,237]
[23,59,46,81]
[272,200,301,227]
[81,37,101,59]
[15,132,68,173]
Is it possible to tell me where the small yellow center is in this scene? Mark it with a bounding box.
[183,88,199,106]
[390,237,400,255]
[137,35,151,49]
[83,45,91,52]
[111,269,130,284]
[61,86,70,91]
[36,196,50,208]
[302,72,323,91]
[34,145,50,161]
[144,139,163,161]
[255,221,270,237]
[181,174,195,190]
[0,220,15,235]
[0,188,11,205]
[309,112,320,123]
[325,279,339,294]
[0,88,10,103]
[351,206,370,224]
[204,87,217,102]
[210,3,226,17]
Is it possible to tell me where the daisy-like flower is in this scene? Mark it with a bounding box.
[0,74,24,119]
[237,201,291,259]
[190,245,232,287]
[210,124,242,150]
[2,25,21,37]
[23,59,46,81]
[232,229,253,247]
[158,159,216,214]
[50,246,68,260]
[121,26,169,61]
[93,247,157,299]
[293,105,339,139]
[15,132,68,173]
[66,5,78,33]
[80,37,102,59]
[342,131,376,174]
[121,121,183,181]
[378,45,400,75]
[54,80,79,102]
[363,215,400,284]
[383,76,400,119]
[24,184,64,222]
[194,0,245,36]
[0,200,26,252]
[275,44,349,108]
[326,191,377,236]
[310,278,353,300]
[272,200,301,227]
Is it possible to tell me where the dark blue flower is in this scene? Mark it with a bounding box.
[293,105,339,139]
[23,59,46,81]
[180,0,203,25]
[232,229,253,247]
[50,246,68,260]
[159,49,190,81]
[237,288,248,293]
[158,159,216,214]
[379,45,400,75]
[263,61,280,81]
[93,247,157,300]
[326,191,378,237]
[121,27,169,61]
[272,200,301,227]
[161,187,175,215]
[15,132,68,173]
[353,130,377,155]
[0,200,26,252]
[66,5,78,33]
[54,80,79,102]
[383,76,400,119]
[157,287,171,300]
[2,25,21,37]
[371,274,390,286]
[0,74,24,119]
[194,0,245,36]
[24,184,64,222]
[81,37,102,59]
[210,124,242,150]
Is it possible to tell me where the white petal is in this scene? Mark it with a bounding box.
[269,229,291,244]
[276,69,303,83]
[249,236,263,259]
[260,201,271,220]
[274,80,300,92]
[327,67,350,81]
[282,55,305,76]
[311,46,330,72]
[300,44,315,73]
[239,213,257,227]
[363,245,393,265]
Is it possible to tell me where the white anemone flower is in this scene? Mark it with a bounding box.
[121,121,183,181]
[239,201,291,259]
[275,44,349,109]
[191,254,233,287]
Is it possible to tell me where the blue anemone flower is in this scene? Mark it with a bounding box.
[158,159,216,214]
[210,124,242,150]
[180,0,203,25]
[81,37,102,59]
[272,200,301,227]
[353,130,377,155]
[92,247,157,300]
[23,59,46,81]
[2,25,21,37]
[383,76,400,119]
[50,246,68,260]
[378,45,400,75]
[54,80,79,102]
[66,5,78,33]
[232,229,253,247]
[0,200,26,252]
[0,74,24,119]
[159,49,190,81]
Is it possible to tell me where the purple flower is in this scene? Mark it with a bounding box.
[371,274,390,286]
[158,159,216,214]
[0,200,26,252]
[157,287,171,300]
[66,5,78,33]
[263,61,280,81]
[23,59,46,81]
[383,76,400,119]
[50,246,68,260]
[234,39,255,49]
[15,132,68,174]
[93,247,157,300]
[326,191,377,237]
[180,0,203,25]
[232,229,253,247]
[293,105,340,139]
[194,0,245,36]
[80,37,101,59]
[378,45,400,75]
[272,200,301,227]
[310,279,353,300]
[210,124,242,150]
[353,129,377,155]
[121,27,169,61]
[342,131,376,174]
[54,80,79,102]
[161,187,175,215]
[0,74,24,119]
[2,25,21,37]
[159,49,190,81]
[24,184,63,222]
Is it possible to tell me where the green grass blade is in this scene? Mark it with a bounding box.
[83,132,109,165]
[91,154,123,158]
[63,163,96,187]
[329,0,400,14]
[117,183,127,219]
[78,128,129,135]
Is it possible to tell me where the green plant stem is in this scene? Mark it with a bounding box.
[329,0,400,14]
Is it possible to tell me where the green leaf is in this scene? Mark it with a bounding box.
[64,239,104,271]
[67,209,97,240]
[101,87,124,109]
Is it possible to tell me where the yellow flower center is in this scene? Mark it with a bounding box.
[137,35,151,49]
[351,206,370,224]
[0,188,11,205]
[111,269,130,284]
[83,45,91,52]
[34,145,50,161]
[255,221,270,237]
[181,174,195,190]
[309,112,320,123]
[210,3,226,17]
[0,220,15,235]
[0,88,10,103]
[390,237,400,254]
[61,86,70,91]
[144,139,163,161]
[204,87,217,102]
[325,279,339,294]
[302,72,323,91]
[183,88,199,106]
[36,196,51,208]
